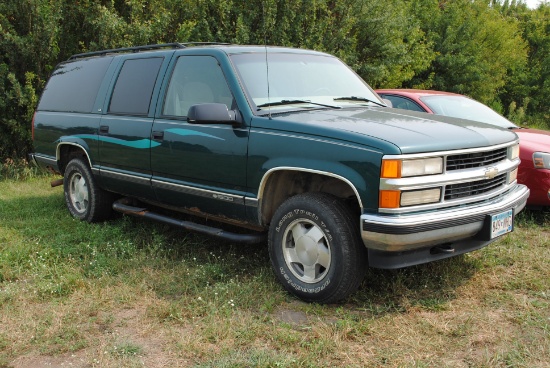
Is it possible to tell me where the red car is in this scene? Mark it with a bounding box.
[376,89,550,208]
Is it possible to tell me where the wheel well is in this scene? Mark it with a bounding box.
[57,144,89,174]
[260,170,361,225]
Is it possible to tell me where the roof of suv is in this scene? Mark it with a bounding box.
[68,43,328,61]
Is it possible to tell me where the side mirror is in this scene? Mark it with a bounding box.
[382,99,393,108]
[187,103,236,124]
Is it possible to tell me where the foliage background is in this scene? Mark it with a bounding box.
[0,0,549,162]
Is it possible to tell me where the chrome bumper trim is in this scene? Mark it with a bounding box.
[361,184,529,251]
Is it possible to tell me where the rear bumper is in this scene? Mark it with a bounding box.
[360,184,529,268]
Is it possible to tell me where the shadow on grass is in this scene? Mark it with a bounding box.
[117,210,481,316]
[2,192,482,317]
[349,254,479,314]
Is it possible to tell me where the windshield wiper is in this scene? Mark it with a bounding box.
[333,96,386,107]
[257,99,340,110]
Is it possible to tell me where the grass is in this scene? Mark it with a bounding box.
[1,175,549,367]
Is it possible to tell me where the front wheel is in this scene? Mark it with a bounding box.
[63,158,113,222]
[268,193,366,303]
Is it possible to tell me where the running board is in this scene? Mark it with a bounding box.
[112,198,267,244]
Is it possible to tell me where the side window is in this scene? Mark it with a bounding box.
[109,57,163,115]
[38,57,113,113]
[382,95,425,112]
[163,56,234,117]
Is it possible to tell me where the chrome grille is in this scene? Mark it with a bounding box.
[444,174,506,200]
[446,148,507,171]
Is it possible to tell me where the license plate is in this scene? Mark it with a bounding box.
[491,209,513,239]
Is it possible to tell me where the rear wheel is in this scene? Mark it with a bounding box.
[64,158,113,222]
[268,192,366,303]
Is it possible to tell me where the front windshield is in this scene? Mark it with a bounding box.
[421,95,518,129]
[230,52,383,113]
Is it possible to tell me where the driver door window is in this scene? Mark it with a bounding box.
[163,56,234,117]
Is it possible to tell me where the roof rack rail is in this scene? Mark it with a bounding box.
[68,42,231,61]
[179,42,231,47]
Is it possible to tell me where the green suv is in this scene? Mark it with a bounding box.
[30,43,529,303]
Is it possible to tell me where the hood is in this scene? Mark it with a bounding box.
[257,107,518,154]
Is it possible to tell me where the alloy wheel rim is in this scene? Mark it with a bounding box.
[69,173,89,214]
[282,218,331,284]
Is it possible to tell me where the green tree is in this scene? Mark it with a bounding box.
[0,0,60,159]
[497,1,550,120]
[0,0,547,162]
[352,0,435,88]
[409,0,528,105]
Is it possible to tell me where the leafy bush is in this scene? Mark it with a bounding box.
[0,157,47,181]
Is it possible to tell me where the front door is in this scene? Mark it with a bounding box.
[151,55,249,220]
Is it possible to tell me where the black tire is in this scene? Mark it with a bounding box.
[268,192,367,303]
[63,158,113,222]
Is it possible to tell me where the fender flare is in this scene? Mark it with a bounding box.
[55,136,94,171]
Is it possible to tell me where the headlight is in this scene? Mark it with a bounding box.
[381,157,443,178]
[509,143,520,161]
[533,152,550,169]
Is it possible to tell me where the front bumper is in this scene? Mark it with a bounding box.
[360,184,529,268]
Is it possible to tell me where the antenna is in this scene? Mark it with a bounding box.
[263,2,272,120]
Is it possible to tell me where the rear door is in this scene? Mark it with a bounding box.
[97,53,172,198]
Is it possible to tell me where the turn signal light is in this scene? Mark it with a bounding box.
[379,190,401,208]
[381,160,401,178]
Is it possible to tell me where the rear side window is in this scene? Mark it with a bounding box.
[109,58,163,116]
[37,57,113,113]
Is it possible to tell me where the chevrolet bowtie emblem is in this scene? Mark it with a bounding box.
[484,166,499,179]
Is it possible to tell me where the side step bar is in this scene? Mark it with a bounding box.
[112,198,267,244]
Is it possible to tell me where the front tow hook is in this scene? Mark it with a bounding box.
[430,244,455,255]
